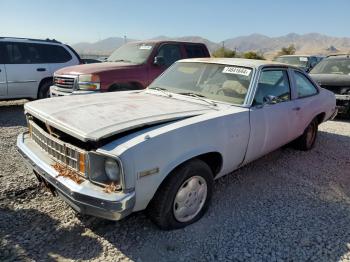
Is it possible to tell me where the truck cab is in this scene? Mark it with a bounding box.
[50,40,210,96]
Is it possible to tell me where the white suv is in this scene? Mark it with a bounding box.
[0,37,81,99]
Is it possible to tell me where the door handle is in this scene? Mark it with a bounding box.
[292,107,301,111]
[37,68,46,72]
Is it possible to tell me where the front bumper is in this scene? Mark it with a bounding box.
[17,132,135,221]
[50,85,98,97]
[335,94,350,114]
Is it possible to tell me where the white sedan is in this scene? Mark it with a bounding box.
[17,58,337,229]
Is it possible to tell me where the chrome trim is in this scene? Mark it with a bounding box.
[335,94,350,101]
[29,120,87,175]
[7,80,37,83]
[17,132,135,221]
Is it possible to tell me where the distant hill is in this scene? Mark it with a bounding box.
[72,33,350,58]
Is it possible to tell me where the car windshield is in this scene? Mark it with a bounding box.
[149,62,253,105]
[275,56,309,66]
[310,58,350,75]
[107,42,154,64]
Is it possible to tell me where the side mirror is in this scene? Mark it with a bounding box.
[154,56,165,66]
[263,95,278,105]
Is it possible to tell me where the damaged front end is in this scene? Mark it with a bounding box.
[17,116,135,220]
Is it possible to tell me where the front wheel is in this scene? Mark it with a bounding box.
[147,159,213,230]
[293,118,318,151]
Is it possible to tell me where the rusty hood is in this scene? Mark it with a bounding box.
[24,91,215,142]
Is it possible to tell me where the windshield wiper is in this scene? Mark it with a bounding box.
[149,87,173,97]
[178,92,217,106]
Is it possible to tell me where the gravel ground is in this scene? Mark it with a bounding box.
[0,100,350,262]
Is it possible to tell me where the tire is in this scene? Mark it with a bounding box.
[147,159,213,230]
[38,80,53,99]
[293,118,318,151]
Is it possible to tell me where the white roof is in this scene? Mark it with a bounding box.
[179,57,288,69]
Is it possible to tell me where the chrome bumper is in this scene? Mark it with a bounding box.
[335,94,350,101]
[50,86,97,97]
[17,132,135,221]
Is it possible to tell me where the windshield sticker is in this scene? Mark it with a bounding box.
[299,57,308,62]
[222,67,251,76]
[139,45,152,50]
[178,66,199,74]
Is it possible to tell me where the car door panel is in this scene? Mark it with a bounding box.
[4,42,49,99]
[245,101,296,164]
[6,64,48,98]
[244,68,297,164]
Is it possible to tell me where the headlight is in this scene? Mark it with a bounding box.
[88,152,123,188]
[104,158,120,182]
[78,74,101,90]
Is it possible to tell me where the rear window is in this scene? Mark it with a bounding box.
[185,44,207,58]
[42,44,72,63]
[4,42,72,64]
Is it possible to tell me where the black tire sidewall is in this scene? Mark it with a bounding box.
[152,159,213,229]
[38,80,52,99]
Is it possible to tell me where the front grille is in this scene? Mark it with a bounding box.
[54,76,76,90]
[29,120,86,175]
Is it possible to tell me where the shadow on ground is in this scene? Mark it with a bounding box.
[0,102,27,127]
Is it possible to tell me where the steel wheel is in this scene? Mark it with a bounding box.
[173,176,208,223]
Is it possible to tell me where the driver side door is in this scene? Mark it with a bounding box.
[244,68,298,164]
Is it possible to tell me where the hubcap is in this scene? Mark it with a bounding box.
[173,176,207,223]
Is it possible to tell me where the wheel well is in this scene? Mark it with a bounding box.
[196,152,223,176]
[146,152,223,210]
[316,112,326,124]
[108,82,144,92]
[37,77,53,97]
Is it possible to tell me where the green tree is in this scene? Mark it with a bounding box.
[212,47,236,58]
[277,44,296,56]
[243,51,265,60]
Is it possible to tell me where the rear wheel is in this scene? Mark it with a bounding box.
[293,118,318,151]
[147,159,213,230]
[38,80,53,99]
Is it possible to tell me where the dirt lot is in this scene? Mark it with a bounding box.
[0,100,350,262]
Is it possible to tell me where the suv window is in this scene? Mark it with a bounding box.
[294,71,318,98]
[0,43,6,64]
[4,42,72,64]
[156,44,182,67]
[185,44,206,58]
[254,69,291,105]
[42,45,72,63]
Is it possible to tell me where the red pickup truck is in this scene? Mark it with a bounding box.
[50,40,210,96]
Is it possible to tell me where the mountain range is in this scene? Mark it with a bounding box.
[72,33,350,59]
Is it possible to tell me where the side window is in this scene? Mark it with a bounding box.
[294,71,318,98]
[254,69,291,106]
[5,43,44,64]
[42,45,72,63]
[185,44,206,58]
[156,44,182,67]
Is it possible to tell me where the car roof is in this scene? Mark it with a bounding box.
[127,40,207,45]
[0,37,62,45]
[178,57,298,70]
